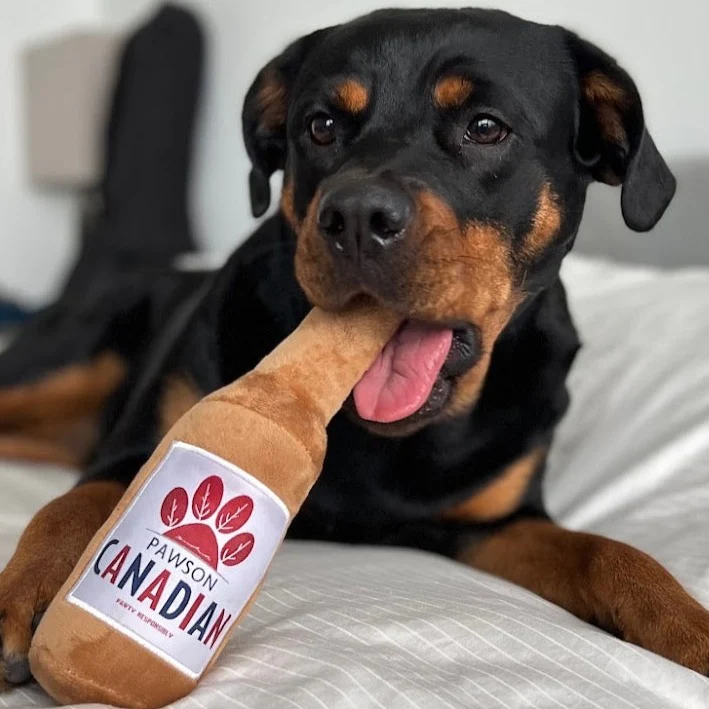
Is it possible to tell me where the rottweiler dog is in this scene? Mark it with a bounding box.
[2,8,708,689]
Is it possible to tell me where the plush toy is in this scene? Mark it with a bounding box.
[29,301,399,709]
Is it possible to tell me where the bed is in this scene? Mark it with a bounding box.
[3,253,709,708]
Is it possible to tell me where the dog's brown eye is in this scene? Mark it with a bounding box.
[464,115,509,145]
[309,112,336,145]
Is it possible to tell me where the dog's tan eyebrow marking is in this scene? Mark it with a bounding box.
[433,75,474,109]
[442,447,546,522]
[333,79,369,114]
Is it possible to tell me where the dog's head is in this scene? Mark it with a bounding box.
[242,8,675,436]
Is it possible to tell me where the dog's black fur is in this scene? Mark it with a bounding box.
[11,9,709,690]
[83,8,673,555]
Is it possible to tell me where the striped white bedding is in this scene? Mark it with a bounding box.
[3,253,709,708]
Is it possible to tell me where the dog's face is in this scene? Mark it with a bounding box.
[243,8,675,436]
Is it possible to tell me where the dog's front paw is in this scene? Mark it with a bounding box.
[621,599,709,675]
[0,482,124,691]
[0,562,57,690]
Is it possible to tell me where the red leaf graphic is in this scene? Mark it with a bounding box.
[221,533,254,566]
[161,488,188,528]
[192,476,224,520]
[216,495,253,534]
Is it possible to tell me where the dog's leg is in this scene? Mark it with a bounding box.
[0,352,127,467]
[0,481,125,689]
[460,518,709,673]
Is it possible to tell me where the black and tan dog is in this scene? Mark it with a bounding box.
[2,8,708,689]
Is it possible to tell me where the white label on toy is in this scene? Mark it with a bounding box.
[67,441,290,678]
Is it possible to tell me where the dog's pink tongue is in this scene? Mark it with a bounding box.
[353,323,453,423]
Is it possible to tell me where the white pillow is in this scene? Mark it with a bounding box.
[550,255,709,606]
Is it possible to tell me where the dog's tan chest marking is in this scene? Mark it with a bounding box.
[442,448,545,522]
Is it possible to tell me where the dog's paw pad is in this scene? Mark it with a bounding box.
[3,655,31,685]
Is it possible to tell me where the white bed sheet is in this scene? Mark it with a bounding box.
[3,253,709,708]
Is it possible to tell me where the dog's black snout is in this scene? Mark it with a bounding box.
[317,178,413,256]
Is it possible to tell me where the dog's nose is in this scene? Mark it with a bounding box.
[317,179,412,257]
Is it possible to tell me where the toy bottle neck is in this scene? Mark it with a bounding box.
[253,302,400,424]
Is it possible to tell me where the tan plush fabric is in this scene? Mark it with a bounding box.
[29,303,398,708]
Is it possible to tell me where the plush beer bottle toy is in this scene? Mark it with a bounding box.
[29,301,399,709]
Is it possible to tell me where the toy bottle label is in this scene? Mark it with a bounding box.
[67,441,290,678]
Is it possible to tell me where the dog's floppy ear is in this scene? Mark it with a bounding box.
[566,32,676,232]
[242,29,332,218]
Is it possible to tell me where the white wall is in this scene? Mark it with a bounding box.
[2,0,708,305]
[0,0,103,306]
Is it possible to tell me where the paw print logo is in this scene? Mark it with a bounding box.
[160,476,255,570]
